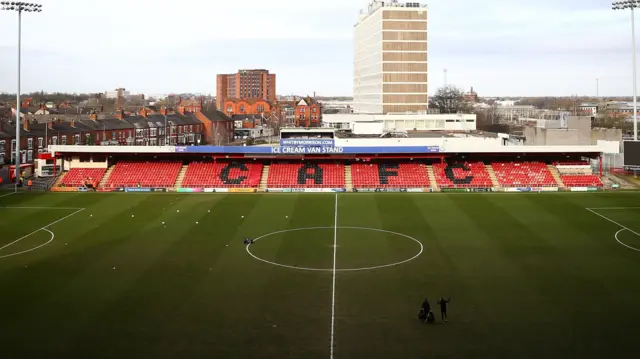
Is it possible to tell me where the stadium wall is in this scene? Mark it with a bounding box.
[334,136,502,150]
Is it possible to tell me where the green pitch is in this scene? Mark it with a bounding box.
[1,192,640,359]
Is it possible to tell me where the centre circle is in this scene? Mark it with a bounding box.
[245,226,423,272]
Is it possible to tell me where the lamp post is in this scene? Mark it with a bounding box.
[613,0,639,141]
[1,1,42,191]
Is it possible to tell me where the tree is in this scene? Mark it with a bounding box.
[429,86,473,114]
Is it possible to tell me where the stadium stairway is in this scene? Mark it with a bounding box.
[259,165,270,192]
[605,173,638,189]
[53,172,67,187]
[98,166,115,188]
[485,164,500,188]
[344,165,353,191]
[174,165,189,188]
[547,164,565,189]
[426,165,439,191]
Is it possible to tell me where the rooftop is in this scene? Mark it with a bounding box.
[358,0,427,25]
[335,130,498,139]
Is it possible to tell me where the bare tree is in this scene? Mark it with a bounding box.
[429,86,473,114]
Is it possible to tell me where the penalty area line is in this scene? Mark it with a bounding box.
[0,207,85,252]
[585,208,640,237]
[586,208,640,252]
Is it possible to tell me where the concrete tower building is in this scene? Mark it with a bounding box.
[353,1,428,114]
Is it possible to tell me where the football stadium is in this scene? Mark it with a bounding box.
[1,126,640,358]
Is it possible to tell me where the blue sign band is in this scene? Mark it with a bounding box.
[280,139,334,146]
[175,146,439,154]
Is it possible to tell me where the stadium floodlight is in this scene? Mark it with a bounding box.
[0,2,42,191]
[613,0,639,141]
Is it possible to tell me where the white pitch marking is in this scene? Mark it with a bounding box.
[0,206,84,210]
[330,193,338,359]
[0,192,15,199]
[588,207,640,210]
[0,208,85,252]
[245,227,424,272]
[586,208,640,252]
[0,229,54,259]
[615,229,640,252]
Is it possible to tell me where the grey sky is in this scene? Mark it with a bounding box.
[0,0,633,96]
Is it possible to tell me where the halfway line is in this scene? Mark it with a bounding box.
[330,193,338,359]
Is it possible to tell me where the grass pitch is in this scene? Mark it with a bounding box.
[1,192,640,359]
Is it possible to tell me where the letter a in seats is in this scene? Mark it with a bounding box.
[298,163,323,185]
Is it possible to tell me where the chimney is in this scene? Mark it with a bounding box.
[115,109,125,120]
[177,106,184,115]
[138,108,147,117]
[70,119,76,128]
[23,117,29,132]
[39,103,45,111]
[48,120,53,130]
[100,105,104,112]
[89,113,98,121]
[160,107,168,116]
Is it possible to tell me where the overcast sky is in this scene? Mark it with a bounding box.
[0,0,632,97]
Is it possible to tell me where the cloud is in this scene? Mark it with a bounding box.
[0,0,634,96]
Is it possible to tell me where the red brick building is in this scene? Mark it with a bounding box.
[222,98,274,117]
[178,98,203,113]
[464,87,478,104]
[0,108,214,165]
[221,96,322,127]
[216,69,276,110]
[294,97,322,127]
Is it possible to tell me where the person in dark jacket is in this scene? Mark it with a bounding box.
[421,298,431,313]
[437,297,451,322]
[419,298,432,322]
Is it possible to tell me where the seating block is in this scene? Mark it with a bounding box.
[182,162,262,188]
[491,162,557,187]
[105,162,182,188]
[267,163,345,188]
[60,168,106,187]
[351,163,430,188]
[432,162,492,188]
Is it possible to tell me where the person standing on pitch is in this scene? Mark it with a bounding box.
[419,297,432,323]
[437,297,451,322]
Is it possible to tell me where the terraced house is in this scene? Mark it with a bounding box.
[0,106,234,165]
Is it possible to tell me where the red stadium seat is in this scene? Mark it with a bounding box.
[267,163,344,188]
[491,162,557,187]
[182,162,262,188]
[432,162,492,188]
[560,175,603,187]
[351,163,430,188]
[104,161,182,188]
[59,168,107,187]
